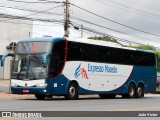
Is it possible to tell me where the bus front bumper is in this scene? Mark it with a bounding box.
[11,87,49,95]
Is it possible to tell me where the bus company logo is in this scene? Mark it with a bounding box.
[74,64,89,79]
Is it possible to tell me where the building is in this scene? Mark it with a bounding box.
[0,13,33,79]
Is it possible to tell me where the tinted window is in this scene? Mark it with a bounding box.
[66,41,156,66]
[67,42,82,61]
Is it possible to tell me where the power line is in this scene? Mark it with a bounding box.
[3,0,159,48]
[1,19,64,27]
[83,27,160,50]
[98,0,159,21]
[71,16,127,34]
[71,16,157,43]
[70,21,160,50]
[95,0,160,26]
[70,2,160,38]
[121,0,160,12]
[0,4,64,23]
[0,2,66,37]
[123,0,160,10]
[0,13,65,23]
[0,5,64,16]
[104,0,160,20]
[7,0,64,4]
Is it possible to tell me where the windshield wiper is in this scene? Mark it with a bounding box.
[17,57,27,79]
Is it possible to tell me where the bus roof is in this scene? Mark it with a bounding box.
[69,38,155,53]
[18,37,155,53]
[18,37,62,42]
[68,38,136,51]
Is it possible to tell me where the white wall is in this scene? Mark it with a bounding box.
[0,17,33,79]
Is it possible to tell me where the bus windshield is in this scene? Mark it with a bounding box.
[11,41,52,80]
[11,54,48,80]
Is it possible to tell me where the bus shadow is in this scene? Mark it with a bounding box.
[16,95,154,101]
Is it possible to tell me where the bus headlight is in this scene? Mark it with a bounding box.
[11,83,17,87]
[36,83,48,87]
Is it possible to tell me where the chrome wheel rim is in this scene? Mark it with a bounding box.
[129,87,134,96]
[69,86,76,97]
[137,87,142,96]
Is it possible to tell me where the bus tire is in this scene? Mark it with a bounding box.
[65,83,78,100]
[35,94,45,100]
[122,83,135,98]
[136,84,144,98]
[99,94,116,99]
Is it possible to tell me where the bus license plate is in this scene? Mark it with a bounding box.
[23,90,29,93]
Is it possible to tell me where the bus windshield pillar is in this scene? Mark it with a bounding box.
[42,52,51,67]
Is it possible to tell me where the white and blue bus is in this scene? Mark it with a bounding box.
[1,37,157,100]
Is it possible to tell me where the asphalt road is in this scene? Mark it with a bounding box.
[0,95,160,119]
[0,94,160,111]
[1,80,160,119]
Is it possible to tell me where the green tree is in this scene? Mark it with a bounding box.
[88,36,118,43]
[156,52,160,72]
[135,45,156,51]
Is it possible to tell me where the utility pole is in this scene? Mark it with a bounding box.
[81,24,83,38]
[64,0,69,37]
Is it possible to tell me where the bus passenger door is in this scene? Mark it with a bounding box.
[49,40,66,78]
[49,54,59,77]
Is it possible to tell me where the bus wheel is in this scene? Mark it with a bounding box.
[35,94,45,100]
[122,84,135,98]
[136,84,144,98]
[65,83,78,100]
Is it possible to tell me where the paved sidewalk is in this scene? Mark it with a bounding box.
[0,79,35,99]
[0,92,35,100]
[0,79,10,93]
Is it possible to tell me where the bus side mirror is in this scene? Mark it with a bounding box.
[42,52,51,67]
[1,53,14,67]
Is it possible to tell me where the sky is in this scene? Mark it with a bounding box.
[1,0,160,48]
